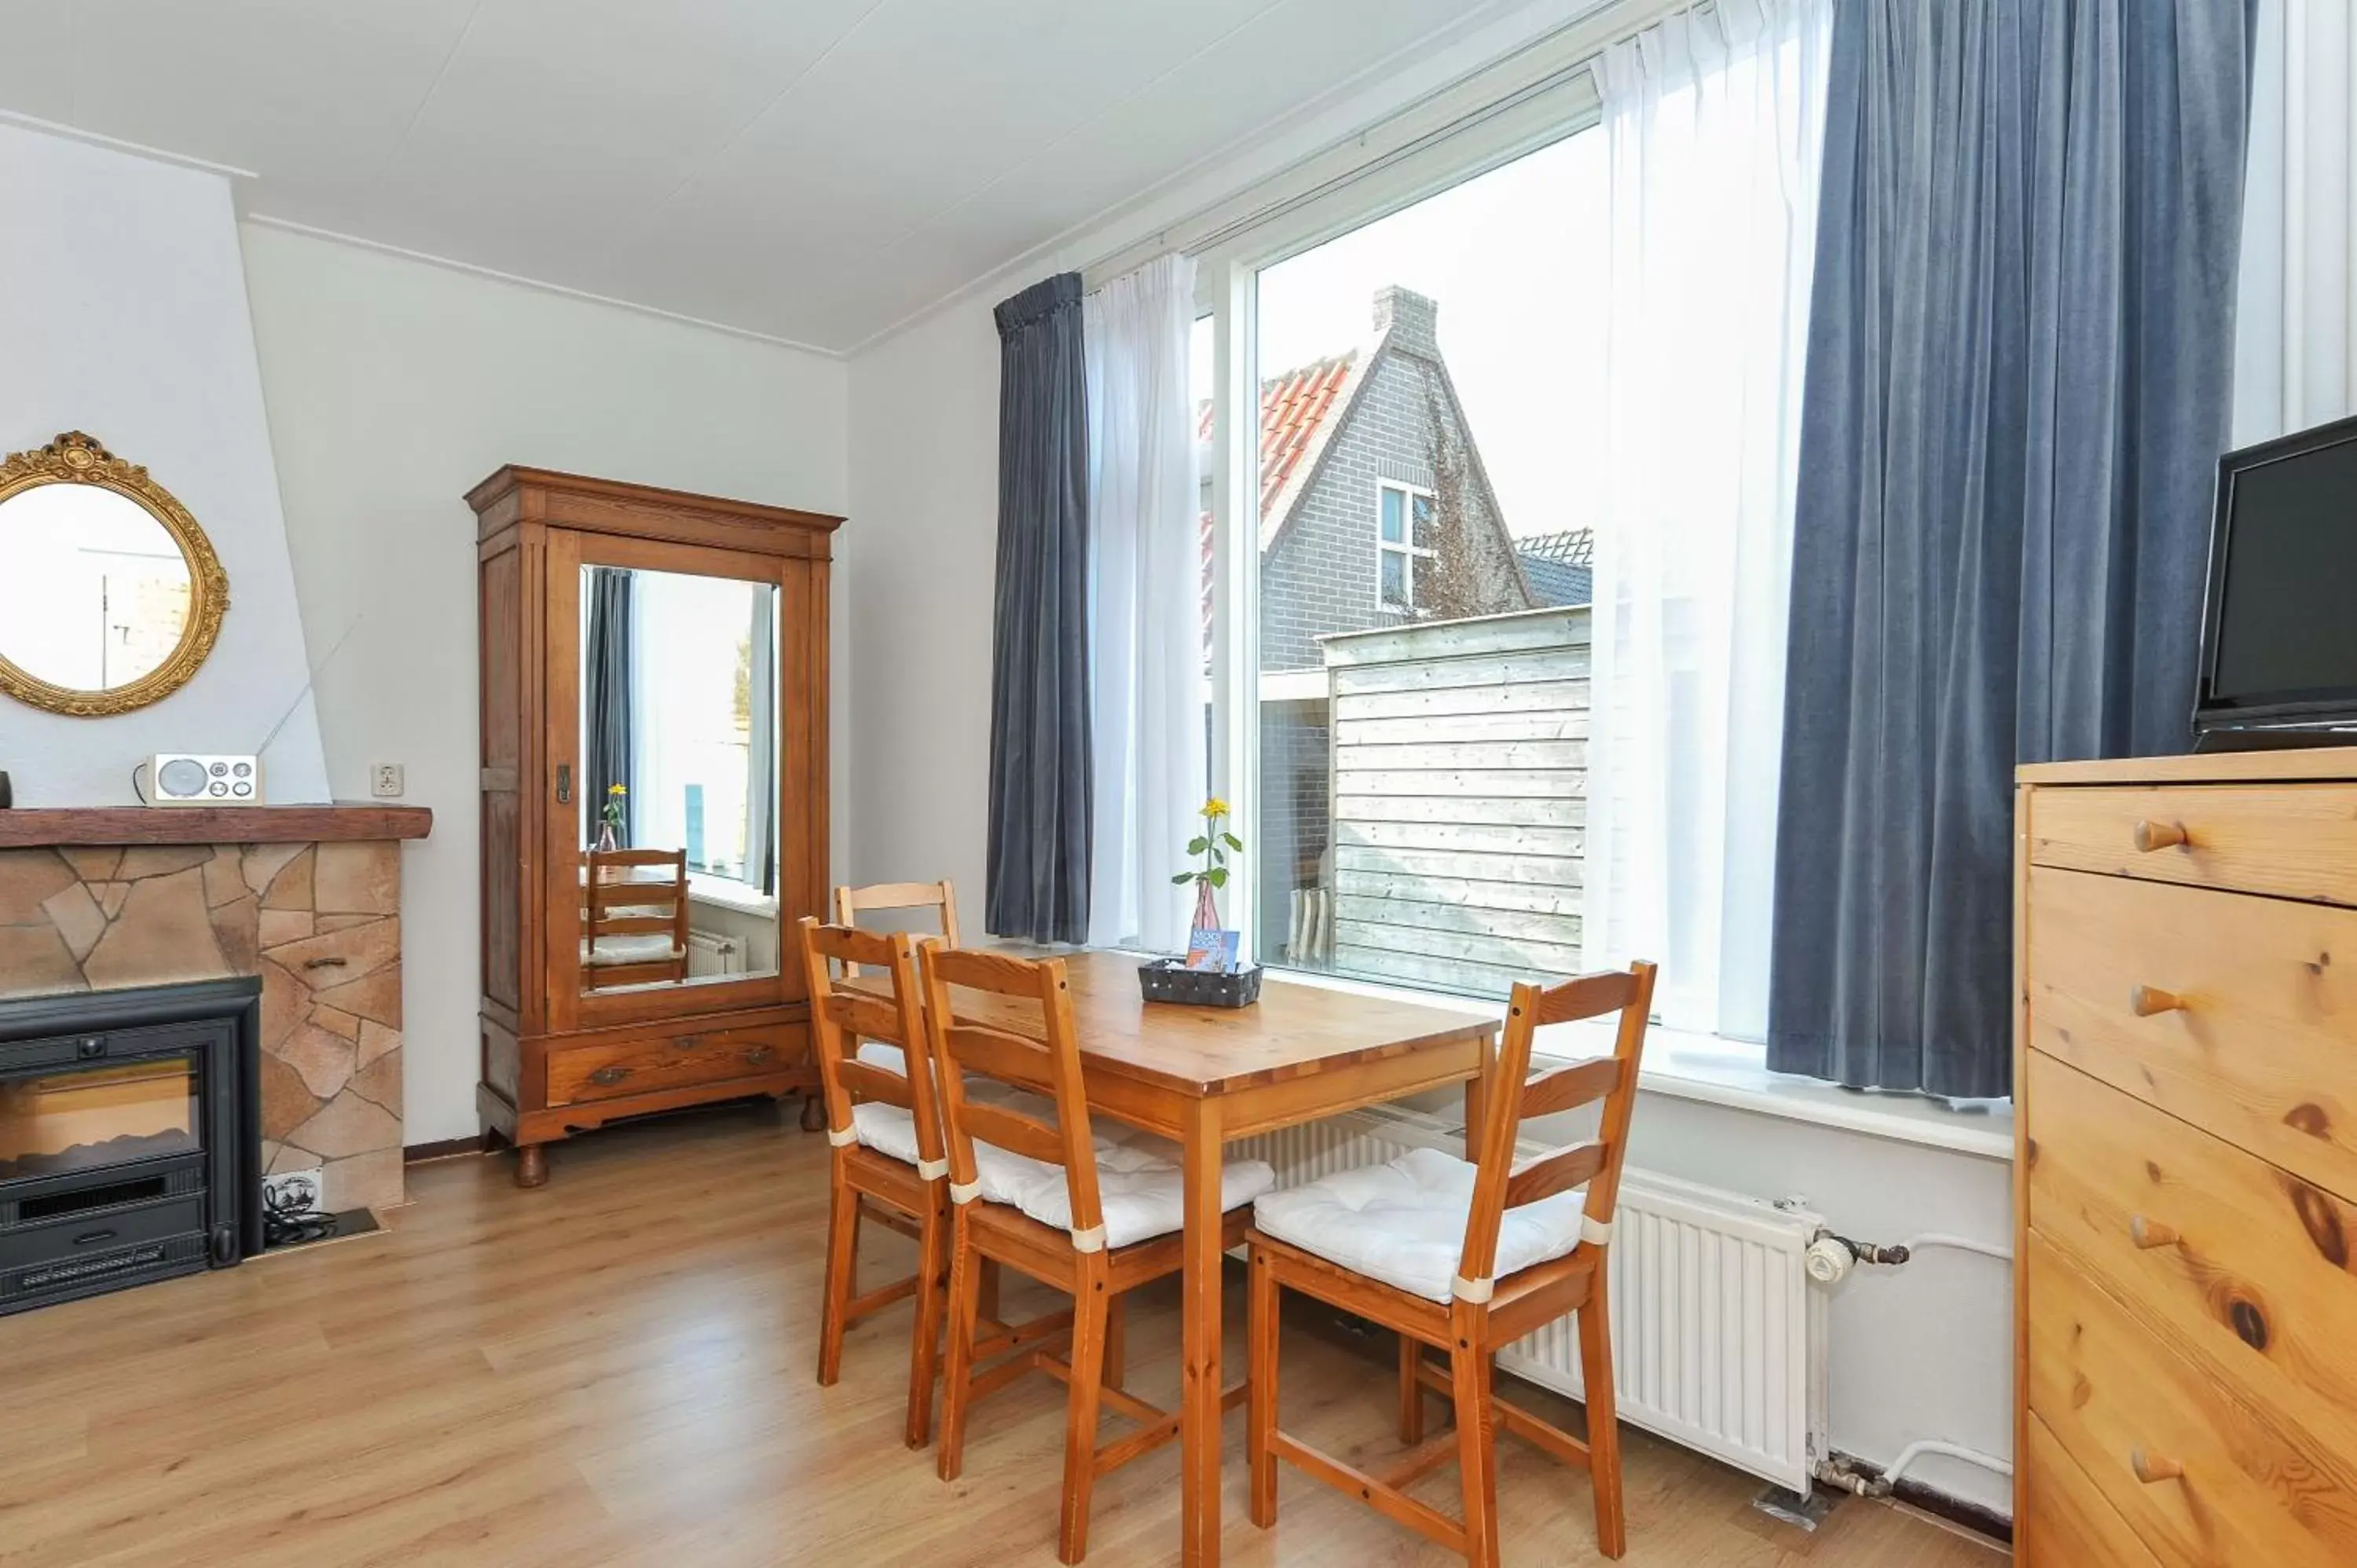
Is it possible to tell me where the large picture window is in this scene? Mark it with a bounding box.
[1241,130,1605,998]
[1183,0,1822,1047]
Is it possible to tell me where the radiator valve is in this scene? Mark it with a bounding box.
[1804,1231,1912,1286]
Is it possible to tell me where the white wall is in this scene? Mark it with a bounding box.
[0,123,329,803]
[241,224,849,1148]
[845,303,999,918]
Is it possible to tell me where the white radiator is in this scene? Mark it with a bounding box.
[685,931,745,979]
[1233,1106,1827,1493]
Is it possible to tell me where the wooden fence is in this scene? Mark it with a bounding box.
[1317,606,1588,998]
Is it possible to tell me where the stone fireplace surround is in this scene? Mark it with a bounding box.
[0,806,431,1214]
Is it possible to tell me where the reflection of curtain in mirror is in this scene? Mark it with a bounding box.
[745,588,777,896]
[584,568,635,844]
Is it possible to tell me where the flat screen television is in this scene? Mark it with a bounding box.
[2194,413,2357,747]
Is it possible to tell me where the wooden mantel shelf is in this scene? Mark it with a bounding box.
[0,804,434,848]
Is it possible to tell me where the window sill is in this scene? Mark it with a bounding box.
[687,874,777,918]
[1614,1031,2011,1161]
[1249,959,2014,1163]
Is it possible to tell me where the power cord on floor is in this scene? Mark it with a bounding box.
[262,1180,337,1248]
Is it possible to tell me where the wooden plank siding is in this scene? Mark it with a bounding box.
[1321,606,1589,998]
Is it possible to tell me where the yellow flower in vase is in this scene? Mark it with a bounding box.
[597,782,628,852]
[1174,795,1244,940]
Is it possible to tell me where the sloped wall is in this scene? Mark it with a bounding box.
[0,123,330,803]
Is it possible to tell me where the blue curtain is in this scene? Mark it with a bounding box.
[584,567,634,845]
[987,273,1093,943]
[1768,0,2253,1097]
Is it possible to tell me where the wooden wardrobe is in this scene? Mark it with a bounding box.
[2014,748,2357,1566]
[472,466,840,1185]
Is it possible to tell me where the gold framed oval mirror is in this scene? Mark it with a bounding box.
[0,432,228,716]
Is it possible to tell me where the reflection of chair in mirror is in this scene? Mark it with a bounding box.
[582,847,691,988]
[831,880,959,977]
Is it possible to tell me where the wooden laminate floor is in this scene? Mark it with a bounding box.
[0,1105,2006,1567]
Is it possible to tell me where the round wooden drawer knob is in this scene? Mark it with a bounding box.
[2133,819,2188,852]
[2130,1448,2183,1485]
[2130,985,2187,1017]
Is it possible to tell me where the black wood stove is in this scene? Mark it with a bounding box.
[0,977,262,1315]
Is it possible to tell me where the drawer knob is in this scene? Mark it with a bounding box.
[2130,985,2187,1017]
[2130,1448,2183,1485]
[743,1046,776,1066]
[2133,819,2187,852]
[2129,1216,2179,1250]
[588,1065,632,1087]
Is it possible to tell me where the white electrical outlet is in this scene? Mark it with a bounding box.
[371,762,405,798]
[264,1168,324,1214]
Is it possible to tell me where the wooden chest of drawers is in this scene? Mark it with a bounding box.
[2015,750,2357,1567]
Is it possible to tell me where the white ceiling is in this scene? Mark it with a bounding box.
[0,0,1528,354]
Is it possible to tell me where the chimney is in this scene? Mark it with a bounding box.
[1372,285,1439,356]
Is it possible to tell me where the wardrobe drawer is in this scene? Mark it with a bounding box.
[2024,864,2357,1199]
[2022,1416,2161,1568]
[2027,1232,2357,1568]
[2026,1053,2357,1444]
[2029,783,2357,905]
[548,1024,803,1105]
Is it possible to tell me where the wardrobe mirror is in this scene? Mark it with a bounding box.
[577,564,782,994]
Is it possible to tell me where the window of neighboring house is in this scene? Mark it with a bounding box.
[1377,482,1435,611]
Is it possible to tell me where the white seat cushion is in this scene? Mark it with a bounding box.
[845,1042,923,1167]
[581,933,683,965]
[839,1043,1275,1247]
[1251,1146,1587,1303]
[849,1100,920,1166]
[1004,1138,1274,1250]
[841,1042,1046,1187]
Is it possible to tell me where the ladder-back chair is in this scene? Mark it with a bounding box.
[833,880,959,977]
[797,916,951,1449]
[918,944,1268,1565]
[1245,961,1659,1565]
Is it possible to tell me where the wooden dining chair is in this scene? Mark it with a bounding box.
[833,879,959,977]
[582,847,691,988]
[1245,961,1659,1566]
[796,916,952,1449]
[826,877,990,1284]
[918,944,1271,1565]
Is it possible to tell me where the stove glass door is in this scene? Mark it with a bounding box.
[0,1054,200,1181]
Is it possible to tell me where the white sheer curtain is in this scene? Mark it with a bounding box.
[1084,253,1205,952]
[1583,0,1831,1039]
[2234,0,2357,445]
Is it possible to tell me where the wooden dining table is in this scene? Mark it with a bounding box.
[847,944,1501,1566]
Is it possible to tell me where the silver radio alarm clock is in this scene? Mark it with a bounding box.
[148,753,262,804]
